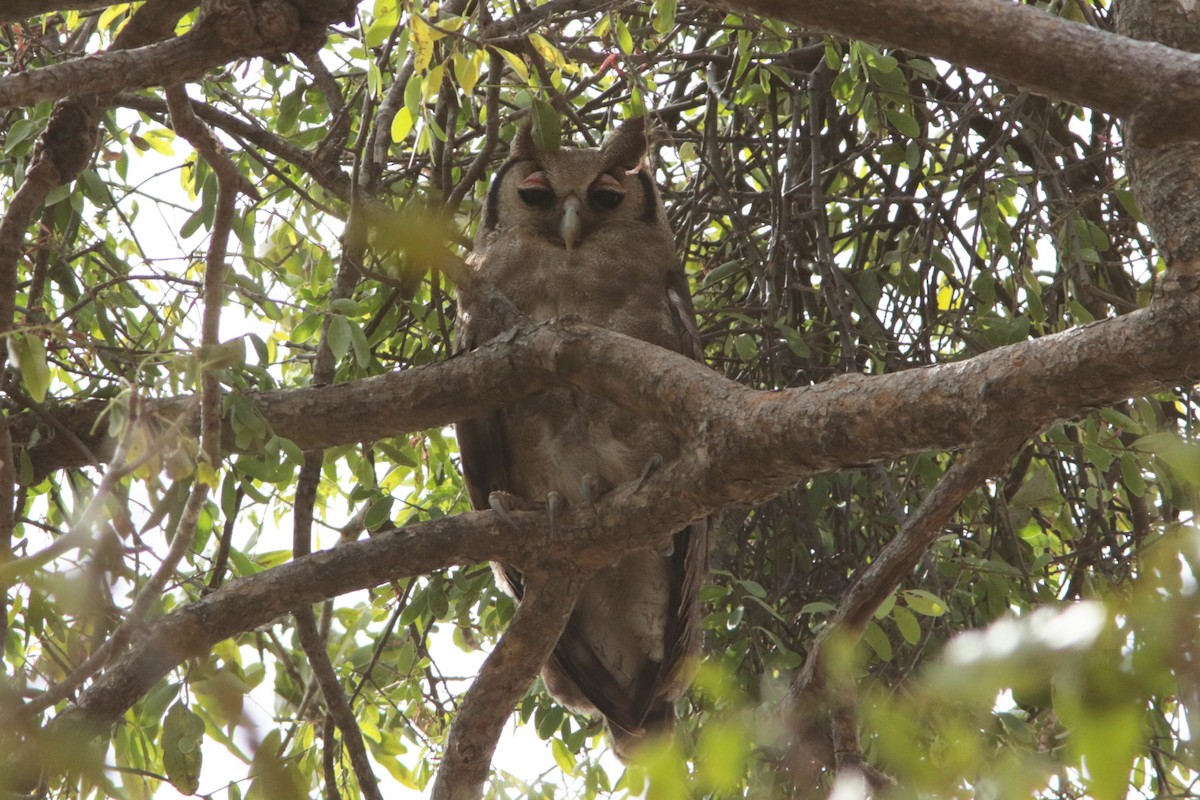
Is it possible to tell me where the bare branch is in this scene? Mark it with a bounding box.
[0,0,358,109]
[165,83,261,200]
[285,166,380,800]
[0,0,119,24]
[431,570,585,800]
[117,92,354,202]
[713,0,1200,138]
[295,608,385,800]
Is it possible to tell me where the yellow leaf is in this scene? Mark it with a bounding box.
[390,106,414,143]
[422,63,445,100]
[196,460,220,489]
[409,13,436,72]
[491,45,529,83]
[97,3,130,32]
[452,50,479,94]
[528,33,565,69]
[141,129,175,156]
[936,282,956,310]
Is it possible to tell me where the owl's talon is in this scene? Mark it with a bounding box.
[488,491,522,530]
[546,491,564,538]
[635,454,663,492]
[580,474,602,509]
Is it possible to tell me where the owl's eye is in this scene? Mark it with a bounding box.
[517,172,555,208]
[589,189,625,210]
[518,187,555,208]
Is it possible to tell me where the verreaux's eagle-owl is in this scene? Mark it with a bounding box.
[454,117,709,759]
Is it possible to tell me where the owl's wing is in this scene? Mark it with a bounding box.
[647,268,712,728]
[666,267,704,362]
[454,300,514,518]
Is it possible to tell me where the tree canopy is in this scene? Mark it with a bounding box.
[2,0,1200,798]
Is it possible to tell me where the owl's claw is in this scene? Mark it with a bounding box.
[487,491,523,530]
[580,474,602,510]
[546,491,564,538]
[635,454,663,492]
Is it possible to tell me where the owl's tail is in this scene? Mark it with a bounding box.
[607,700,674,764]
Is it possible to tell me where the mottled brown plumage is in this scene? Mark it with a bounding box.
[455,118,709,760]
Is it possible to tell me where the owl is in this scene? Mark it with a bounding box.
[455,117,710,760]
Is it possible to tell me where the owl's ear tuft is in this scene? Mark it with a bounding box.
[600,117,648,171]
[510,122,538,161]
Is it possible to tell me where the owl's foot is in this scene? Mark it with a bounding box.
[635,454,663,491]
[489,490,567,538]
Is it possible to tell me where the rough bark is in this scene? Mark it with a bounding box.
[1118,0,1200,263]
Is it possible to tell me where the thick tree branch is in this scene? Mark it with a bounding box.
[713,0,1200,139]
[430,570,585,800]
[0,0,357,109]
[1118,0,1200,263]
[1,0,121,24]
[15,273,1200,486]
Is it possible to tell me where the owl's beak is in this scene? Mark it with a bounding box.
[561,195,582,251]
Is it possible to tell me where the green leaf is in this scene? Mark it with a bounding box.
[885,107,921,138]
[1120,454,1147,497]
[614,16,634,54]
[161,701,205,795]
[4,118,39,153]
[902,589,948,617]
[348,316,372,367]
[892,604,922,645]
[452,50,480,94]
[363,496,395,530]
[8,331,51,402]
[327,315,351,360]
[696,721,750,791]
[529,97,561,152]
[738,579,767,599]
[862,620,893,661]
[551,737,576,775]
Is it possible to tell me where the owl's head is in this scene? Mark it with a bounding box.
[482,117,662,251]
